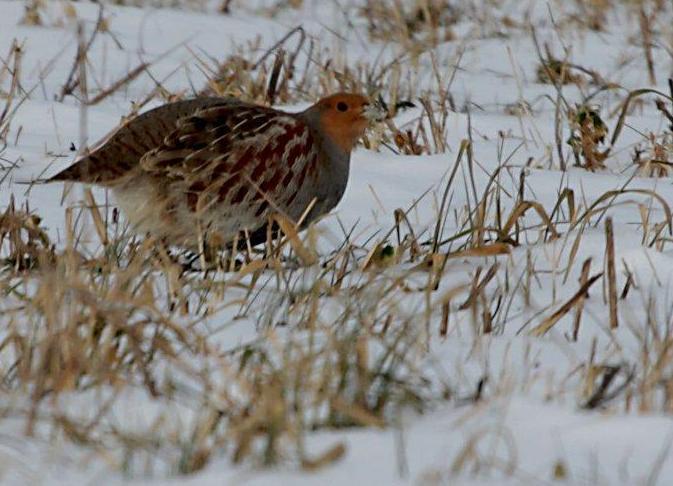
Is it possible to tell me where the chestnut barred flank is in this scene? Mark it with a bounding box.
[49,93,384,249]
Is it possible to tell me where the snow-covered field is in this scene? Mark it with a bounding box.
[2,0,673,484]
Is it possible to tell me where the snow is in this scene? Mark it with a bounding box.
[2,0,673,484]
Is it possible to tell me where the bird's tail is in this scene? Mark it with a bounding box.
[48,160,95,183]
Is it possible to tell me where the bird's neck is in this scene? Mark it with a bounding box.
[298,107,352,169]
[296,108,352,222]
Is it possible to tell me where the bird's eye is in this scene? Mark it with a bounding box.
[336,101,348,112]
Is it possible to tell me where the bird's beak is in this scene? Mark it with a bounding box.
[362,100,387,122]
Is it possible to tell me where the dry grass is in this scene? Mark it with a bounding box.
[0,189,447,474]
[0,40,25,147]
[4,136,673,476]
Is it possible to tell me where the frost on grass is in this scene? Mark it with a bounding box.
[3,0,673,484]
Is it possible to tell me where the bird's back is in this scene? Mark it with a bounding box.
[50,97,239,185]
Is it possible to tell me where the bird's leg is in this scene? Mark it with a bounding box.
[182,251,205,273]
[153,239,197,274]
[149,238,194,312]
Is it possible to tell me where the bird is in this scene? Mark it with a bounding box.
[48,93,385,250]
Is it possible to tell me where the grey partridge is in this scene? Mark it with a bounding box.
[50,93,384,249]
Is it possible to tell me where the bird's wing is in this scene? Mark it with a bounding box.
[138,103,320,217]
[49,97,237,184]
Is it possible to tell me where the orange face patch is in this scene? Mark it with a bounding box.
[316,93,372,153]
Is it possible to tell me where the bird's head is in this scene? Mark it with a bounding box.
[305,93,386,154]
